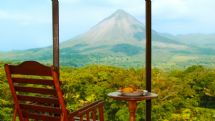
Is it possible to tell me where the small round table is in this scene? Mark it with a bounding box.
[108,91,158,121]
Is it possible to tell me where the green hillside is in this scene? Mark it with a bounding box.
[163,33,215,49]
[1,62,215,120]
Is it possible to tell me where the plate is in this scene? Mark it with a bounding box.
[119,90,148,96]
[121,91,143,96]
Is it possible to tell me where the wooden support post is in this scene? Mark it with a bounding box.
[52,0,60,72]
[145,0,152,121]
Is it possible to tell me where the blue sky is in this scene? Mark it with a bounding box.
[0,0,215,51]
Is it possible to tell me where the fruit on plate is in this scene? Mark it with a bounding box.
[122,87,134,92]
[119,86,144,96]
[120,86,139,93]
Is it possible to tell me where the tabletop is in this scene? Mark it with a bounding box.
[108,91,158,101]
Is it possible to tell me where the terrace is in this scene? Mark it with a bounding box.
[1,0,215,121]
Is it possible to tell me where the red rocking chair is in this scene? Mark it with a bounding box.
[4,61,104,121]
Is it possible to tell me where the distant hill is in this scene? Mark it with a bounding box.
[1,10,215,68]
[173,34,215,49]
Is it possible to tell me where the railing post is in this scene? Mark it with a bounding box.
[145,0,152,121]
[52,0,60,72]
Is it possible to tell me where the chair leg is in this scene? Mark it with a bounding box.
[12,107,17,121]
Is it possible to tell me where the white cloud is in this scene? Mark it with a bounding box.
[152,0,215,34]
[153,0,189,19]
[0,10,51,26]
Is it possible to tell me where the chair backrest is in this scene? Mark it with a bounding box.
[4,61,68,121]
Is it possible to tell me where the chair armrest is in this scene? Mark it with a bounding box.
[68,100,104,121]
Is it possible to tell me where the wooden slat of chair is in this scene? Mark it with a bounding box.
[22,111,60,121]
[17,95,59,105]
[14,85,57,95]
[20,103,61,113]
[13,78,54,85]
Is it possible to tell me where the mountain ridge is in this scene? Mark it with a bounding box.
[61,9,184,48]
[1,9,215,68]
